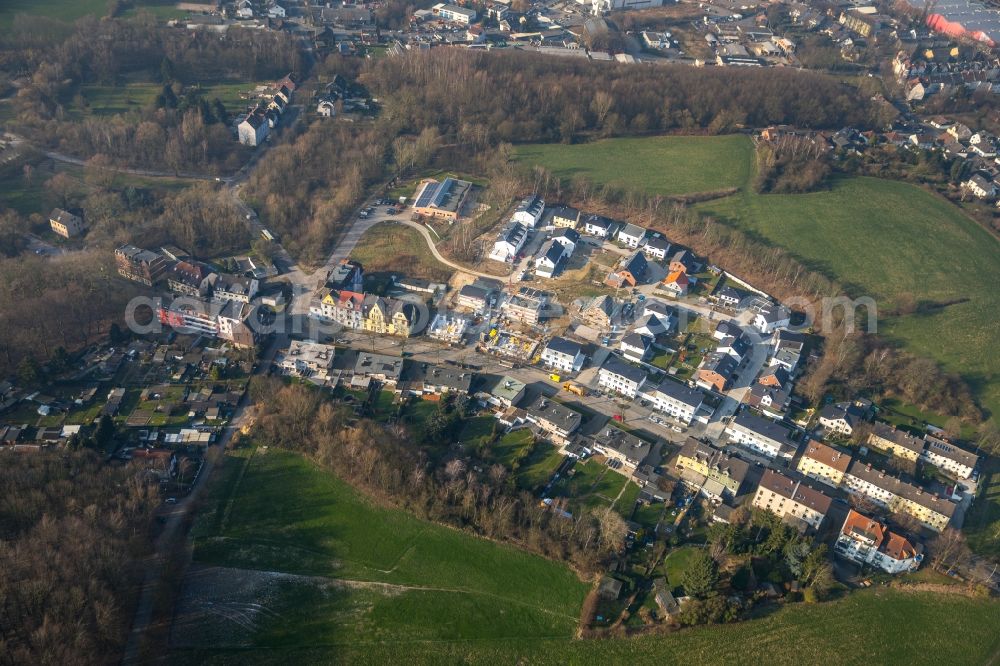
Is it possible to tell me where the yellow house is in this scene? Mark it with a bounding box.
[795,440,852,489]
[551,206,580,229]
[363,297,417,337]
[891,495,954,533]
[868,423,924,462]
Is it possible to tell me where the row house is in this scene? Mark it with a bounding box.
[796,440,852,488]
[675,437,749,501]
[116,245,168,286]
[843,461,956,532]
[751,468,833,532]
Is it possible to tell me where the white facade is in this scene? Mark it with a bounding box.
[541,338,585,373]
[640,381,704,424]
[597,363,646,399]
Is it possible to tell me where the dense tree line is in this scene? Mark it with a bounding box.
[0,450,157,664]
[0,250,139,377]
[248,379,627,573]
[362,49,885,146]
[754,136,831,194]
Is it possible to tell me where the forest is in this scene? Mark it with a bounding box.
[0,451,157,664]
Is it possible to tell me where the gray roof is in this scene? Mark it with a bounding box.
[650,379,704,408]
[600,357,647,384]
[619,223,646,239]
[525,395,582,432]
[846,461,957,518]
[590,426,651,463]
[545,336,583,358]
[732,411,795,444]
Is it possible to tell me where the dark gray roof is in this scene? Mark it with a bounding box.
[601,357,647,384]
[732,411,795,444]
[650,379,704,408]
[545,336,582,357]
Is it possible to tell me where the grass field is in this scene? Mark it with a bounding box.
[517,134,1000,418]
[697,176,1000,416]
[179,586,1000,664]
[0,0,189,27]
[186,448,590,650]
[350,222,453,284]
[514,135,753,197]
[964,460,1000,558]
[73,81,256,119]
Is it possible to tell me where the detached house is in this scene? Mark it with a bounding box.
[534,240,567,279]
[668,249,697,275]
[963,174,997,199]
[605,251,648,289]
[725,411,797,460]
[835,509,922,574]
[551,228,580,254]
[489,221,529,263]
[238,111,269,146]
[590,425,652,472]
[619,332,654,363]
[525,395,581,440]
[818,401,865,436]
[662,271,690,297]
[696,352,738,392]
[49,208,85,238]
[753,306,791,334]
[641,380,705,425]
[550,206,580,229]
[598,357,647,398]
[580,294,620,330]
[714,285,749,309]
[616,223,646,248]
[642,235,671,260]
[582,214,613,238]
[541,336,586,373]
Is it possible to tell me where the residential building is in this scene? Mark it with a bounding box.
[325,259,364,293]
[744,383,791,420]
[598,357,647,398]
[675,437,749,500]
[550,206,580,228]
[668,249,697,275]
[534,240,566,278]
[354,352,404,384]
[167,261,214,298]
[642,235,671,260]
[753,306,791,334]
[662,270,690,297]
[502,287,548,326]
[432,2,477,24]
[427,312,470,344]
[489,221,529,262]
[418,364,473,395]
[456,283,496,313]
[115,245,167,286]
[238,110,269,146]
[590,425,651,472]
[844,461,956,532]
[525,395,582,439]
[835,509,922,574]
[717,334,750,362]
[551,228,580,254]
[605,251,648,289]
[751,469,832,531]
[617,223,646,248]
[922,435,978,480]
[541,336,586,373]
[641,379,704,424]
[213,274,259,304]
[632,313,670,338]
[868,422,925,462]
[715,285,749,309]
[363,296,420,337]
[580,294,619,330]
[582,214,613,237]
[758,365,789,388]
[725,411,797,460]
[796,440,852,488]
[216,300,258,348]
[619,332,654,363]
[818,401,865,436]
[696,352,738,392]
[513,195,545,227]
[49,208,85,238]
[412,177,473,222]
[278,340,336,379]
[483,375,526,408]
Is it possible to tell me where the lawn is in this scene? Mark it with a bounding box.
[697,176,1000,416]
[964,460,1000,559]
[73,80,257,119]
[0,0,190,27]
[349,222,453,283]
[515,442,565,491]
[187,448,589,649]
[662,545,701,592]
[179,588,1000,664]
[489,427,535,467]
[515,135,754,198]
